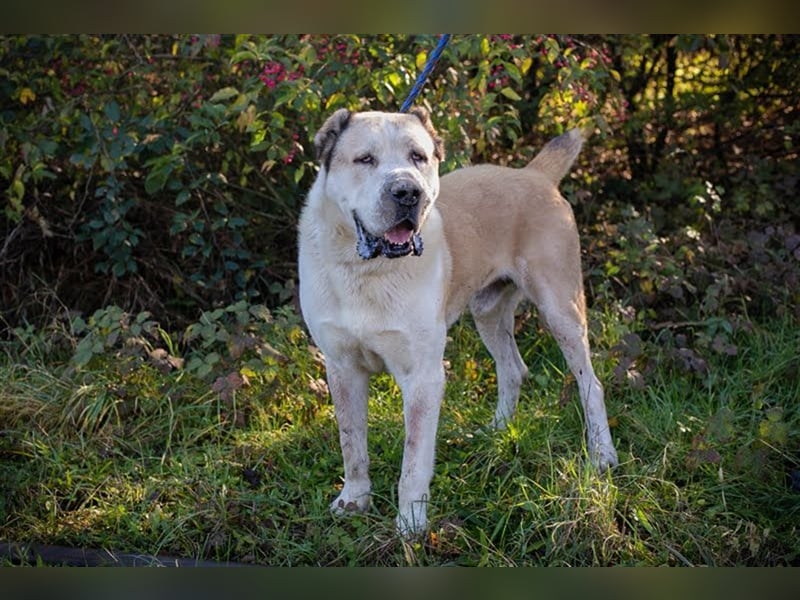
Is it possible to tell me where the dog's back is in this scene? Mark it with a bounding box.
[436,130,586,325]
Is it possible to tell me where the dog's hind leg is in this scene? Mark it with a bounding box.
[520,263,619,471]
[470,280,529,429]
[327,362,372,515]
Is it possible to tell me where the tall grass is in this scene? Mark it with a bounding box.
[1,312,798,565]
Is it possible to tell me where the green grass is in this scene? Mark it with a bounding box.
[1,311,798,566]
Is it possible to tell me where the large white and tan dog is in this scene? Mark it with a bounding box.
[298,107,618,536]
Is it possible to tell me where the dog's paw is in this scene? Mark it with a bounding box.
[330,488,371,515]
[395,512,427,539]
[489,414,509,431]
[395,497,429,538]
[589,442,619,472]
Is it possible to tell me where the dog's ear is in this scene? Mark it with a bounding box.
[409,106,445,162]
[314,109,352,171]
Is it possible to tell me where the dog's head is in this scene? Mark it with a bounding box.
[314,108,444,260]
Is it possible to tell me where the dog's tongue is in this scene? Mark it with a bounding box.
[384,223,414,245]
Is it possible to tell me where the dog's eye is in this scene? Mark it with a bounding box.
[355,154,376,166]
[410,151,427,165]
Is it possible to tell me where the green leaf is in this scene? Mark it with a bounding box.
[230,50,259,64]
[210,87,240,103]
[69,152,93,168]
[708,406,736,442]
[176,189,191,206]
[293,163,305,184]
[249,304,271,321]
[634,507,655,535]
[758,418,788,446]
[112,260,128,278]
[415,51,427,71]
[273,87,296,109]
[325,92,345,110]
[145,166,172,195]
[503,62,522,85]
[73,348,93,367]
[499,87,522,101]
[104,101,120,123]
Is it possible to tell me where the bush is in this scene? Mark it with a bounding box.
[1,34,798,334]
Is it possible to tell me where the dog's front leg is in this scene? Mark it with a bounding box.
[328,361,372,515]
[395,363,445,537]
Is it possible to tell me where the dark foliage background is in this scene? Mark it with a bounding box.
[2,34,798,334]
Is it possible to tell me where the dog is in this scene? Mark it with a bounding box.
[297,107,618,537]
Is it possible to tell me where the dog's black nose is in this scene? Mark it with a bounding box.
[390,180,421,207]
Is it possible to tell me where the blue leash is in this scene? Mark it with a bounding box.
[399,34,452,113]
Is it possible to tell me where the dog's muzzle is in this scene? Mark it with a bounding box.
[353,177,427,260]
[354,213,423,260]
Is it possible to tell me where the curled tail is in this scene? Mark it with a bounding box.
[526,128,584,184]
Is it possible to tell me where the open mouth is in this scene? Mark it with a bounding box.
[353,213,423,260]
